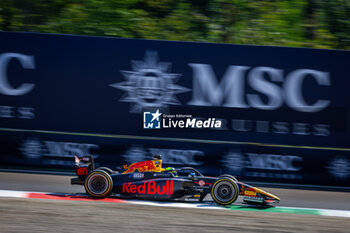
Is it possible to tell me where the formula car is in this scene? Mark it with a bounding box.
[71,155,280,206]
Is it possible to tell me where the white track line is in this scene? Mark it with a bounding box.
[0,189,349,218]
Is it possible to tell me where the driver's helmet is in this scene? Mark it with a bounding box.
[165,167,178,177]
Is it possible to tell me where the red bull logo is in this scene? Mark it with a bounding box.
[122,160,161,174]
[122,180,174,195]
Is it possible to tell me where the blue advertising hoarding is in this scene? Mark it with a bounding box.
[0,32,349,186]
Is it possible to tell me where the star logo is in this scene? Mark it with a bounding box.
[150,109,161,122]
[143,109,162,129]
[110,51,190,113]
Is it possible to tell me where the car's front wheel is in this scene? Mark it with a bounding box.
[211,178,239,205]
[84,170,113,198]
[219,174,238,182]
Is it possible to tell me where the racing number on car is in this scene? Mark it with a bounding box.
[77,167,88,175]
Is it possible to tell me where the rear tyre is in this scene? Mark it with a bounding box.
[84,170,113,198]
[211,178,239,205]
[95,167,113,174]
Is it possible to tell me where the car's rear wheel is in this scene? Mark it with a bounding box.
[95,167,113,174]
[211,178,239,205]
[84,170,113,198]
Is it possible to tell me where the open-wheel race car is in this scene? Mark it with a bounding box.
[71,155,280,206]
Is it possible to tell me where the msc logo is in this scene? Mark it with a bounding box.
[143,109,162,129]
[110,51,189,113]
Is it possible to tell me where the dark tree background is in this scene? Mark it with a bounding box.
[1,0,349,49]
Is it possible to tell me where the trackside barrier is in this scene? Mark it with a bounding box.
[0,32,349,186]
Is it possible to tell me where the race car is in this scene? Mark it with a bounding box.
[71,155,280,206]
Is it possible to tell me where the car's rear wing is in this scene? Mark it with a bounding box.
[74,155,95,178]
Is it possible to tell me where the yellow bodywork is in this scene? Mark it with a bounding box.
[253,187,281,201]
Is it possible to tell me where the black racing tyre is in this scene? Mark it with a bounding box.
[211,178,239,205]
[219,174,238,182]
[95,167,113,174]
[84,170,113,198]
